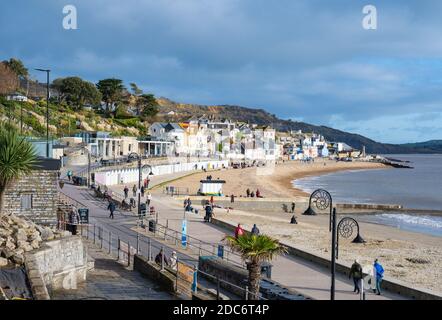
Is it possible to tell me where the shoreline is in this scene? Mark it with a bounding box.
[163,158,388,199]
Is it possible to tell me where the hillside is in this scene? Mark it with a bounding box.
[156,98,442,154]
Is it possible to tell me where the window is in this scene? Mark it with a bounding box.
[20,194,33,210]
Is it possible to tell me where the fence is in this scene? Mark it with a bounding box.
[163,186,190,196]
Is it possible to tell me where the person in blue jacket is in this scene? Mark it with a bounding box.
[374,259,384,295]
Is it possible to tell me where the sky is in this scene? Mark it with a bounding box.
[1,0,442,144]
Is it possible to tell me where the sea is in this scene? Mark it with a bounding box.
[293,154,442,237]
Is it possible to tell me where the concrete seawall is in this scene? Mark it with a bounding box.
[210,218,442,300]
[182,196,404,214]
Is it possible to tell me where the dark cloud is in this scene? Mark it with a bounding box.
[1,0,442,143]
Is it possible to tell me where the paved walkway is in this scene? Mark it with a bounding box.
[59,173,406,300]
[51,239,176,300]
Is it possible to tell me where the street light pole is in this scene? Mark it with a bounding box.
[331,208,337,300]
[35,68,51,158]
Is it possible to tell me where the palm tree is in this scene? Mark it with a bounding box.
[0,126,37,213]
[224,233,287,300]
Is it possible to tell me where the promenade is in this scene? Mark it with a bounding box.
[59,169,406,300]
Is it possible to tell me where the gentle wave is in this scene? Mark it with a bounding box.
[379,214,442,229]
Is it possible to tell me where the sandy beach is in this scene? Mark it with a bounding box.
[160,160,441,294]
[213,209,442,293]
[163,159,388,199]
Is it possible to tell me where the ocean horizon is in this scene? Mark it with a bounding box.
[293,154,442,237]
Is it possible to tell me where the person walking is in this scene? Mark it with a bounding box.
[107,200,116,219]
[146,192,152,206]
[141,186,145,198]
[68,208,80,235]
[374,259,384,295]
[124,186,129,198]
[251,224,260,235]
[155,249,169,267]
[132,184,137,197]
[234,223,245,238]
[204,204,213,222]
[170,251,178,271]
[67,170,73,182]
[349,259,363,294]
[291,202,296,213]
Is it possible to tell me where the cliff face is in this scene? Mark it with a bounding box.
[156,98,442,154]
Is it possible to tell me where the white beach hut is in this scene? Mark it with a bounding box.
[198,179,226,196]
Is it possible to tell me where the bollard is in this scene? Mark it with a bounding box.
[136,233,140,254]
[128,241,131,267]
[87,224,89,240]
[161,246,165,271]
[216,276,220,300]
[117,237,120,261]
[108,231,111,255]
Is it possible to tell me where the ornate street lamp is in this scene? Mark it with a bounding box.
[128,152,154,219]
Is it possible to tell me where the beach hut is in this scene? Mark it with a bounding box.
[198,179,226,196]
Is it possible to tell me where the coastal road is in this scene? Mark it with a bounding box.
[60,173,406,300]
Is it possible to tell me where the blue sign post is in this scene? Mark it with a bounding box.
[181,219,187,248]
[217,245,224,258]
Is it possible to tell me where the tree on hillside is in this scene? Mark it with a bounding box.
[0,126,37,213]
[96,78,125,116]
[4,58,28,79]
[130,82,143,96]
[224,233,286,300]
[0,62,19,95]
[138,93,159,119]
[53,77,102,110]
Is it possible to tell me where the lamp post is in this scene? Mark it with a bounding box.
[331,210,366,300]
[35,68,51,158]
[128,153,153,220]
[80,147,91,188]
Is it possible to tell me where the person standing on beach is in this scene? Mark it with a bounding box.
[251,224,260,235]
[146,192,152,206]
[132,184,137,197]
[124,186,129,198]
[291,202,296,213]
[374,259,384,295]
[235,224,245,238]
[246,188,250,197]
[230,194,235,203]
[349,259,363,294]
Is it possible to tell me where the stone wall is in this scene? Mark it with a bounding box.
[24,236,88,299]
[3,170,59,226]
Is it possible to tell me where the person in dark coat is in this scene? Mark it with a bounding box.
[290,215,298,224]
[230,194,235,203]
[68,208,80,235]
[251,224,260,235]
[349,259,363,294]
[124,186,129,198]
[107,200,116,219]
[204,204,213,222]
[246,188,251,197]
[155,249,169,266]
[291,202,296,213]
[140,186,145,197]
